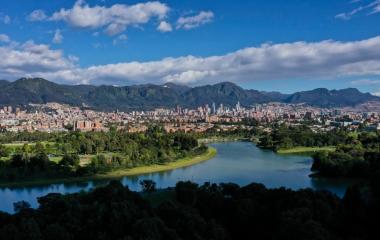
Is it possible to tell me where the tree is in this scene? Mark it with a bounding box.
[0,144,10,158]
[175,181,199,205]
[44,224,71,240]
[10,153,27,168]
[33,142,45,154]
[20,219,42,240]
[13,201,31,213]
[140,179,156,193]
[29,152,50,170]
[59,153,80,167]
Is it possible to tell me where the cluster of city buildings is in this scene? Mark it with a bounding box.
[0,102,380,133]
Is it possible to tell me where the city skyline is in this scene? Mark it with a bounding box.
[1,0,380,94]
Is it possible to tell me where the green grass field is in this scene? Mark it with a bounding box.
[277,146,336,155]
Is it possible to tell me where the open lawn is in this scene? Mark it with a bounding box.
[277,146,336,155]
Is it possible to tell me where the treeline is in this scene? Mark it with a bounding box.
[255,125,380,179]
[192,124,259,140]
[312,132,380,178]
[0,127,206,183]
[258,125,350,151]
[0,131,57,144]
[1,178,379,240]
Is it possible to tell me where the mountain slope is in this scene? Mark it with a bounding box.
[86,84,181,110]
[0,80,9,87]
[285,88,379,107]
[181,82,278,107]
[0,78,378,111]
[0,78,89,106]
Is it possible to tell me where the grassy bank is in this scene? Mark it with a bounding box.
[277,146,336,155]
[0,147,217,188]
[198,137,248,143]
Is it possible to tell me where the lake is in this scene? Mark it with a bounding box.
[0,141,354,213]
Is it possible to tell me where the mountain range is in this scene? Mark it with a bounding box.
[0,78,378,111]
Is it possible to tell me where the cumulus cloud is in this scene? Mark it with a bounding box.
[0,40,77,83]
[336,0,380,20]
[2,36,380,86]
[52,29,63,44]
[157,21,172,32]
[0,34,10,42]
[27,10,47,21]
[176,11,214,30]
[163,70,216,84]
[45,0,170,36]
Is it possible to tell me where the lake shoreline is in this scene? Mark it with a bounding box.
[0,147,217,188]
[198,137,249,143]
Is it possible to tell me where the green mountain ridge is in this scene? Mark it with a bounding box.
[0,78,378,111]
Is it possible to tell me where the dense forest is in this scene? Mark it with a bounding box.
[312,132,380,178]
[0,178,379,240]
[257,125,349,151]
[0,127,205,183]
[257,125,380,179]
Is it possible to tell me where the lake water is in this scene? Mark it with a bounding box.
[0,141,354,213]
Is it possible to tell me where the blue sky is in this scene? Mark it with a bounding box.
[1,0,380,94]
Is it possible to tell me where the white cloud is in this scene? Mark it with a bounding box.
[0,34,10,42]
[0,13,11,24]
[52,29,63,44]
[112,34,128,45]
[2,36,380,86]
[3,15,10,24]
[176,11,214,30]
[372,2,380,13]
[0,40,77,83]
[68,55,79,62]
[157,21,172,32]
[118,34,128,40]
[163,70,216,84]
[46,0,170,36]
[27,10,47,22]
[372,92,380,96]
[336,0,380,20]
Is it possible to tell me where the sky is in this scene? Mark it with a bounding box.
[1,0,380,94]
